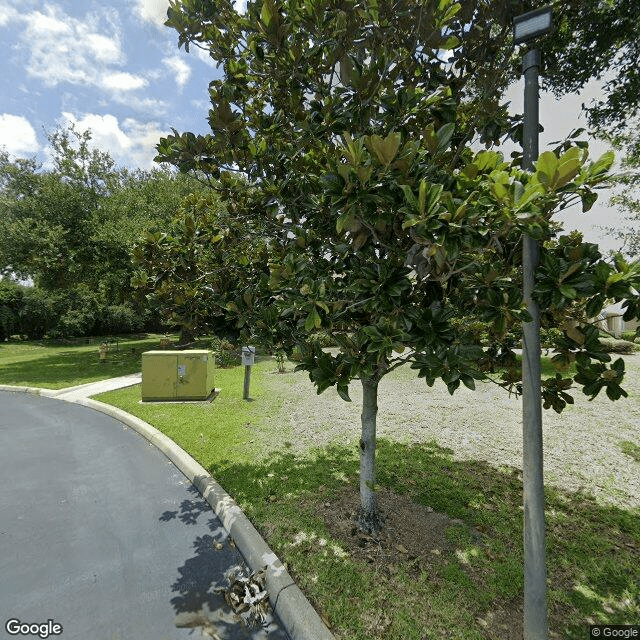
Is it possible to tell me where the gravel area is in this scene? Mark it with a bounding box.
[261,354,640,510]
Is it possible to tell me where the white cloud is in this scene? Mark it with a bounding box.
[135,0,170,26]
[0,114,39,156]
[60,112,165,169]
[0,2,21,26]
[163,55,191,89]
[193,46,215,67]
[102,71,148,92]
[20,5,125,89]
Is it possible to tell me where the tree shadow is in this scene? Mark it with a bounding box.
[0,342,148,388]
[159,484,290,639]
[210,440,639,639]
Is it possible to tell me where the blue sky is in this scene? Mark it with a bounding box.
[0,0,628,252]
[0,0,224,168]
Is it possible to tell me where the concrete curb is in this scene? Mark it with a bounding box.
[0,384,335,640]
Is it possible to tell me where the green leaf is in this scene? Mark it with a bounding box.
[535,151,558,187]
[460,374,475,390]
[436,123,455,151]
[304,307,321,331]
[418,179,428,215]
[400,184,418,211]
[559,284,577,299]
[555,147,582,188]
[581,191,598,212]
[260,0,275,27]
[339,54,353,85]
[336,384,351,402]
[442,35,460,49]
[590,150,614,176]
[367,132,402,166]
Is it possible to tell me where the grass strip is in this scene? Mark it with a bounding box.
[0,335,169,389]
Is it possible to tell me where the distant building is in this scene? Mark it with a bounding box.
[595,301,638,338]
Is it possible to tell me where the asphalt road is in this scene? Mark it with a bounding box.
[0,391,289,640]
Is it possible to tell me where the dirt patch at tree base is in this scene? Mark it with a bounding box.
[317,484,530,640]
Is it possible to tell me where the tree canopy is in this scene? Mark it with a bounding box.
[540,0,640,135]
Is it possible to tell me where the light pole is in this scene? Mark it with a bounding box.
[513,6,553,640]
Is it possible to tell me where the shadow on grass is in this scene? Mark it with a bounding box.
[211,439,639,639]
[0,339,155,388]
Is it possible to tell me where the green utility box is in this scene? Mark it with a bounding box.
[141,350,215,401]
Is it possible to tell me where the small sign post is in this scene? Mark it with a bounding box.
[241,346,256,400]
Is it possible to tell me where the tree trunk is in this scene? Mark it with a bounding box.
[357,376,384,534]
[179,326,195,346]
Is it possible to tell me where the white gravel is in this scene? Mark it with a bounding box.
[260,354,640,510]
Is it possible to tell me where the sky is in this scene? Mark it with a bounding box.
[0,0,630,254]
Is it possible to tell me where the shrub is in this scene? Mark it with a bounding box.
[98,304,145,335]
[621,330,639,343]
[210,336,239,368]
[289,345,303,362]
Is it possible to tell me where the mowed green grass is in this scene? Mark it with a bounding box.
[0,335,169,389]
[96,358,286,468]
[1,339,638,638]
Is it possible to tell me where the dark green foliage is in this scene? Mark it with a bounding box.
[158,0,640,531]
[209,336,239,368]
[0,279,23,340]
[541,0,640,134]
[18,287,57,340]
[0,124,202,338]
[98,305,146,335]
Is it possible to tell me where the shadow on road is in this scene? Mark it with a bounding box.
[159,484,289,639]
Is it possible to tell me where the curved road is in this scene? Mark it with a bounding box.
[0,391,288,640]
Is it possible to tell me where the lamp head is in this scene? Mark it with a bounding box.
[513,6,553,45]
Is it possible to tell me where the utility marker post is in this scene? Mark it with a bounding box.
[514,7,553,640]
[242,346,256,400]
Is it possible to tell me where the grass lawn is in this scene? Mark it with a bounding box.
[0,334,173,389]
[1,339,637,638]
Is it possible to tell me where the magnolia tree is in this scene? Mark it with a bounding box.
[131,189,272,343]
[157,0,640,533]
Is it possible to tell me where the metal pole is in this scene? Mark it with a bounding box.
[243,365,251,400]
[521,48,548,640]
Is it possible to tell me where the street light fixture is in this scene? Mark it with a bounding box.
[513,6,553,45]
[514,6,553,640]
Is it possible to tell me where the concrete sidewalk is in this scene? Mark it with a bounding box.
[48,371,142,400]
[0,376,334,640]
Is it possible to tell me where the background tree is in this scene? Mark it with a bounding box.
[158,0,640,533]
[0,125,201,337]
[539,0,640,136]
[604,136,640,258]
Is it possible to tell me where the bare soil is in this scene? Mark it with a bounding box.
[315,485,526,640]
